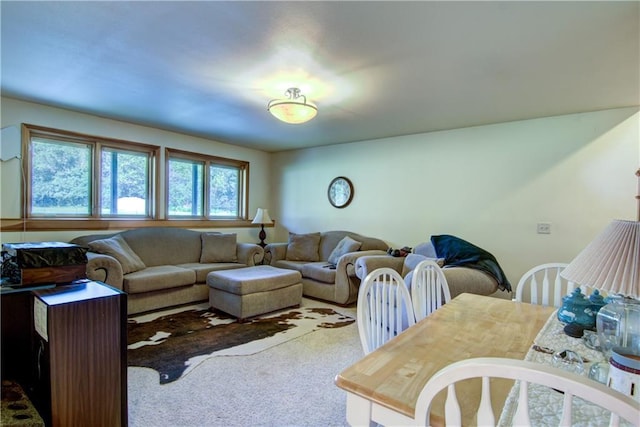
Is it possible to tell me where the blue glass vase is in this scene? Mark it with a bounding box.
[557,288,597,329]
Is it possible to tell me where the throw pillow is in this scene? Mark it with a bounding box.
[88,234,146,274]
[286,232,321,262]
[200,233,238,263]
[413,241,438,258]
[327,236,362,265]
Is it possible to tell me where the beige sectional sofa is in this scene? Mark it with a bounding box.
[355,255,499,299]
[263,230,389,305]
[71,227,264,315]
[355,236,512,299]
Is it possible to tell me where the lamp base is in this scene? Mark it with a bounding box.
[258,225,267,248]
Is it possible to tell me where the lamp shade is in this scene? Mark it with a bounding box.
[267,88,317,124]
[251,208,273,225]
[561,220,640,298]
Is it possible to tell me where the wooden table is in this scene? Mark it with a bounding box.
[335,293,556,426]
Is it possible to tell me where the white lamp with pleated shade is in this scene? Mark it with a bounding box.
[561,169,640,299]
[560,219,639,299]
[560,169,640,400]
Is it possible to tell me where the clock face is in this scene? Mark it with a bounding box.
[328,177,353,208]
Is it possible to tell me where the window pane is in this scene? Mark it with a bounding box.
[168,158,203,216]
[31,138,91,215]
[209,165,239,217]
[101,149,149,216]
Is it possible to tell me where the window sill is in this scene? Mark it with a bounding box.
[0,218,273,232]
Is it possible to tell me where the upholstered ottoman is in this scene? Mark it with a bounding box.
[206,265,303,320]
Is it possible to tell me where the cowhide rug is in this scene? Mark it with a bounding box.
[127,302,355,384]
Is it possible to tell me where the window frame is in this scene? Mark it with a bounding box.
[99,145,155,218]
[165,148,249,221]
[4,124,254,231]
[24,124,160,221]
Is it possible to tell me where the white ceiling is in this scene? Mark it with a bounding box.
[1,1,638,152]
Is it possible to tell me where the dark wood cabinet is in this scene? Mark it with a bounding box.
[2,286,40,385]
[31,281,127,427]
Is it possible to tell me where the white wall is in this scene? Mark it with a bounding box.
[0,97,272,244]
[271,107,640,293]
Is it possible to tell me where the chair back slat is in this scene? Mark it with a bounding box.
[515,263,585,307]
[560,391,574,426]
[444,384,462,426]
[531,275,540,304]
[411,260,452,322]
[476,376,495,425]
[541,268,551,305]
[513,379,531,426]
[357,268,415,354]
[413,358,639,427]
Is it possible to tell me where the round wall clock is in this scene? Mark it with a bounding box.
[328,176,354,208]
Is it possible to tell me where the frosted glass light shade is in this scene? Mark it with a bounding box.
[561,220,640,298]
[267,88,317,124]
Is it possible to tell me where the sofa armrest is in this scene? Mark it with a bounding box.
[354,255,404,280]
[334,250,390,304]
[237,243,264,266]
[263,243,288,266]
[85,252,124,290]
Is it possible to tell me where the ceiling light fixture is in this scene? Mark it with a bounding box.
[267,87,317,124]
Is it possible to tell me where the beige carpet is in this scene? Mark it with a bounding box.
[128,303,355,384]
[127,298,361,427]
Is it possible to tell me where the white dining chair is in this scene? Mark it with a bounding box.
[411,259,451,322]
[514,263,578,306]
[356,267,415,354]
[413,357,640,427]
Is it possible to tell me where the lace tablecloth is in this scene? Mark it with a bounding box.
[497,310,632,426]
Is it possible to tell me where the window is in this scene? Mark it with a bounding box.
[30,138,92,216]
[166,149,248,220]
[25,125,158,219]
[20,124,250,229]
[101,148,151,216]
[209,165,240,217]
[167,157,204,216]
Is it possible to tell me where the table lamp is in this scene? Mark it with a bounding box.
[560,169,639,400]
[560,219,639,299]
[252,208,273,248]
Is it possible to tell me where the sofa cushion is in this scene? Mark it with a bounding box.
[301,262,336,284]
[124,265,196,294]
[317,231,388,261]
[286,232,321,262]
[200,233,238,263]
[119,227,203,266]
[88,234,146,274]
[207,265,302,295]
[177,262,247,283]
[273,260,306,273]
[327,236,362,265]
[440,267,498,298]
